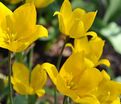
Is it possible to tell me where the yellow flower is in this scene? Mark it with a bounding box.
[6,0,54,8]
[54,0,97,38]
[111,97,120,104]
[26,0,54,8]
[43,52,102,103]
[0,2,48,52]
[92,70,121,104]
[6,0,22,4]
[66,36,110,67]
[11,62,47,96]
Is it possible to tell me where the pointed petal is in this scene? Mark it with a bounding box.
[0,2,12,24]
[12,62,29,85]
[35,25,48,38]
[60,0,72,20]
[101,70,110,80]
[89,36,104,62]
[73,8,86,20]
[56,13,66,35]
[65,43,75,52]
[30,64,47,96]
[85,31,97,38]
[97,59,110,67]
[59,52,85,79]
[42,63,58,85]
[83,11,97,31]
[13,3,36,35]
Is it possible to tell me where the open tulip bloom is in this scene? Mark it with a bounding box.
[54,0,97,38]
[6,0,54,8]
[43,52,103,103]
[66,36,110,67]
[26,0,54,8]
[92,70,121,104]
[0,2,48,52]
[11,62,47,96]
[42,52,121,104]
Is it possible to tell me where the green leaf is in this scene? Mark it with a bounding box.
[103,0,121,23]
[72,0,96,11]
[14,95,28,104]
[100,22,121,54]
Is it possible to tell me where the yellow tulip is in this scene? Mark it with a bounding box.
[111,97,120,104]
[5,0,22,4]
[26,0,54,8]
[0,2,48,52]
[66,36,110,67]
[92,70,121,104]
[54,0,97,38]
[6,0,54,8]
[11,62,47,96]
[43,52,102,103]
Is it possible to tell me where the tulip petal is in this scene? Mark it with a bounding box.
[89,36,104,63]
[73,8,86,20]
[35,89,45,97]
[12,62,29,85]
[34,0,54,8]
[0,2,12,24]
[101,70,110,80]
[60,0,72,23]
[13,3,36,36]
[85,31,97,38]
[111,97,120,104]
[59,52,85,79]
[74,68,102,95]
[42,63,58,85]
[30,64,47,96]
[70,20,85,38]
[83,11,97,31]
[74,37,89,53]
[11,77,33,95]
[97,59,110,67]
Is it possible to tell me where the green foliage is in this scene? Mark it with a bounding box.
[14,95,28,104]
[101,22,121,54]
[103,0,121,23]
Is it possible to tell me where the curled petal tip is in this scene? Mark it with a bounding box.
[53,11,60,16]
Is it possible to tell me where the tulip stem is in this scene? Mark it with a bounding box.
[28,47,34,104]
[63,96,71,104]
[63,96,67,104]
[29,47,34,83]
[8,51,13,104]
[54,36,69,104]
[56,36,69,70]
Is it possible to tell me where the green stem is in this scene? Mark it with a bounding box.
[63,96,71,104]
[63,96,68,104]
[29,47,33,83]
[56,36,69,70]
[29,47,33,70]
[8,51,13,104]
[28,47,34,104]
[54,36,69,104]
